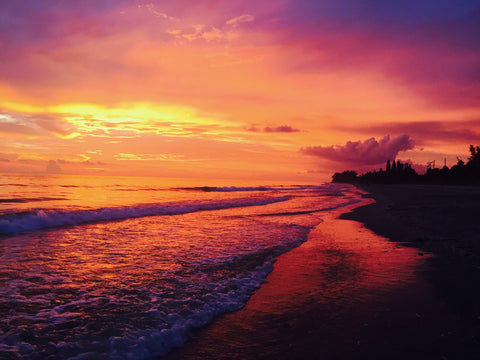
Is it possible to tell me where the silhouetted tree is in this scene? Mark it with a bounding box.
[332,170,358,183]
[397,160,404,172]
[468,145,480,168]
[331,145,480,185]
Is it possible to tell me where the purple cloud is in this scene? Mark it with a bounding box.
[301,135,415,165]
[264,125,300,133]
[247,125,300,133]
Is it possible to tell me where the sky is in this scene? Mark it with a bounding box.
[1,0,479,182]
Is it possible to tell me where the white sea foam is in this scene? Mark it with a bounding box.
[213,185,313,192]
[0,179,363,360]
[108,259,279,359]
[0,196,289,235]
[179,185,326,193]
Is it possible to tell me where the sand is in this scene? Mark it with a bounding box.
[342,184,480,357]
[164,184,480,359]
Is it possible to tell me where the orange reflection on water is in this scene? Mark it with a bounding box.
[248,207,429,314]
[0,173,296,215]
[163,201,434,360]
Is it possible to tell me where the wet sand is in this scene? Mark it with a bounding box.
[342,184,480,357]
[164,185,480,359]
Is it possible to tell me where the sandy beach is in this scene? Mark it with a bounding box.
[164,184,480,359]
[342,184,480,358]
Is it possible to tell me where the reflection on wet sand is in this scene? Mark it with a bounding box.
[166,206,449,360]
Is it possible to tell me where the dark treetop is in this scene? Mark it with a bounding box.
[332,145,480,185]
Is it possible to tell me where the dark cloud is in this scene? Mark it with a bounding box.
[264,125,300,133]
[301,135,415,165]
[247,125,300,133]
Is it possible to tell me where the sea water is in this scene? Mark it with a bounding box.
[0,174,362,359]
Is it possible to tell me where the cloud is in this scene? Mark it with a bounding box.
[301,135,415,165]
[1,0,478,111]
[0,111,77,137]
[114,153,182,161]
[264,125,300,133]
[142,4,177,21]
[247,125,300,133]
[56,159,108,166]
[226,14,255,27]
[180,23,239,42]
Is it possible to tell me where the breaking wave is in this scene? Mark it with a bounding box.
[0,196,289,235]
[177,184,338,192]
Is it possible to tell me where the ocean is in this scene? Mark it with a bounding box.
[0,174,362,359]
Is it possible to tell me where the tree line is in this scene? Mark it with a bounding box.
[332,145,480,185]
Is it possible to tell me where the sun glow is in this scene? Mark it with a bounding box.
[50,103,222,125]
[1,100,237,140]
[1,1,479,181]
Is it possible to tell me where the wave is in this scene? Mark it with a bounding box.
[177,185,322,192]
[0,183,29,187]
[0,196,290,235]
[258,198,362,217]
[0,197,67,204]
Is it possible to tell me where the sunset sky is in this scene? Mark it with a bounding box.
[1,0,479,182]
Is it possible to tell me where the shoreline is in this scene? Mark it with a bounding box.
[342,184,480,356]
[164,185,480,359]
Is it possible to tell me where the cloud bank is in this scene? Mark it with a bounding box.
[301,135,415,165]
